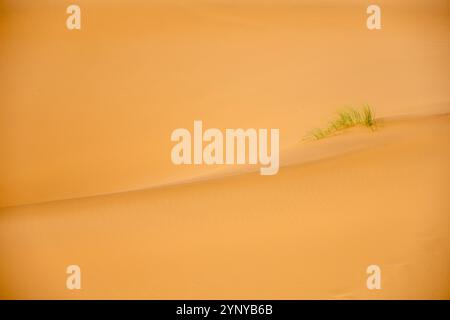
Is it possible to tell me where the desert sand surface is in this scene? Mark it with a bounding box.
[1,0,449,207]
[0,113,449,299]
[0,0,449,299]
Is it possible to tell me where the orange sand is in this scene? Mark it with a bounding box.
[0,0,449,299]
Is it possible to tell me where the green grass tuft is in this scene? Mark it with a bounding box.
[307,105,376,140]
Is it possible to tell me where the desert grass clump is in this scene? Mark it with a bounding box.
[308,105,376,140]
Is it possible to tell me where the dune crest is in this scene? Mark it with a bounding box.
[2,112,447,209]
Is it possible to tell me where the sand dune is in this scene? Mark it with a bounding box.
[1,0,450,207]
[0,114,449,299]
[0,0,449,300]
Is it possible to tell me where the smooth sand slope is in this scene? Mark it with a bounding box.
[1,0,449,207]
[0,114,449,299]
[0,0,449,299]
